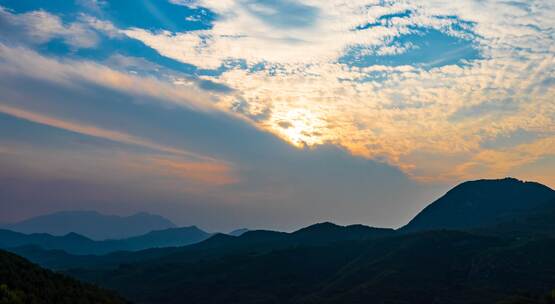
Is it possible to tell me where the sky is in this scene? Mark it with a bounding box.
[0,0,553,231]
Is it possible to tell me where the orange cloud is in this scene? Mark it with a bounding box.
[147,157,239,186]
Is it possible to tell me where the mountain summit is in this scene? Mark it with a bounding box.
[401,177,555,232]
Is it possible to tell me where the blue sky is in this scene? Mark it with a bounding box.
[0,0,553,230]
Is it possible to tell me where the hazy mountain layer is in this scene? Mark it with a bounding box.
[0,226,211,255]
[5,211,176,240]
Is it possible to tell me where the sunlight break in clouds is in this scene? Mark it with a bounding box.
[125,0,555,184]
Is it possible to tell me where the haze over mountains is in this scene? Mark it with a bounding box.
[0,226,212,255]
[2,177,555,304]
[3,211,176,240]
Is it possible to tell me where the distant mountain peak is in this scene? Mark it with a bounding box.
[293,222,341,234]
[228,228,249,236]
[63,232,91,241]
[7,210,176,240]
[401,177,555,232]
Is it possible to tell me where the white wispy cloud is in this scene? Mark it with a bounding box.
[123,1,468,69]
[0,43,219,112]
[0,6,100,48]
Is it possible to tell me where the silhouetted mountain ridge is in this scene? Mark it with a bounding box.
[402,177,555,232]
[0,226,211,255]
[5,222,395,270]
[5,210,176,240]
[228,228,249,236]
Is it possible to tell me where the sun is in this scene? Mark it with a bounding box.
[269,108,327,148]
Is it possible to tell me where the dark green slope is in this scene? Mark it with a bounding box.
[402,178,555,232]
[308,233,555,304]
[0,249,127,304]
[69,232,555,304]
[481,199,555,237]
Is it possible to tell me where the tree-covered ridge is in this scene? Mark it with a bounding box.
[67,231,555,304]
[498,289,555,304]
[0,250,127,304]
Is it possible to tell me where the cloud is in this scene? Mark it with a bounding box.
[0,141,237,195]
[0,42,240,190]
[0,6,99,48]
[0,40,437,230]
[448,98,519,122]
[123,1,477,69]
[119,0,554,184]
[5,1,551,184]
[452,136,555,182]
[0,1,553,228]
[78,13,122,38]
[0,104,239,191]
[241,0,319,29]
[0,104,213,161]
[0,43,218,112]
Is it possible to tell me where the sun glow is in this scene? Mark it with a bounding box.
[270,108,327,148]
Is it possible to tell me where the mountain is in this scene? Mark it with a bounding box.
[0,249,127,304]
[117,226,211,251]
[481,199,555,238]
[402,178,555,232]
[7,178,555,304]
[5,210,176,240]
[0,226,211,255]
[0,229,97,255]
[66,231,555,304]
[10,217,555,304]
[228,228,249,236]
[8,222,395,270]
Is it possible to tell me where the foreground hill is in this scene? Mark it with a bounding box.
[0,226,211,255]
[5,210,176,240]
[0,249,127,304]
[68,231,555,304]
[402,178,555,232]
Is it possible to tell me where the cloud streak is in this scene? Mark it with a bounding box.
[0,104,210,161]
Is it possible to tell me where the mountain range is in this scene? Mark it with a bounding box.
[2,177,555,304]
[0,225,211,255]
[3,210,176,240]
